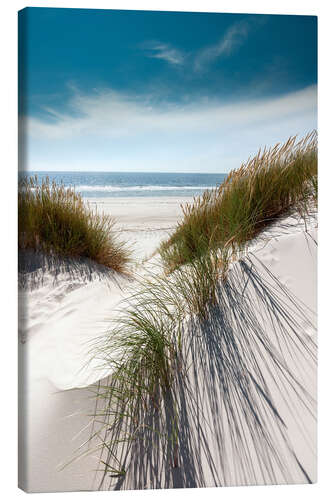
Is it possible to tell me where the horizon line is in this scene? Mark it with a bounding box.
[21,170,230,175]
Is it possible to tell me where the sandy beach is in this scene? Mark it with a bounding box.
[18,196,317,492]
[86,196,193,261]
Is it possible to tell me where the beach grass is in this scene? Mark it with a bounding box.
[85,251,230,483]
[18,176,130,272]
[86,274,185,482]
[160,131,317,273]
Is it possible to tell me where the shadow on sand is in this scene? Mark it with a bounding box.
[18,249,118,290]
[18,249,129,344]
[86,250,316,491]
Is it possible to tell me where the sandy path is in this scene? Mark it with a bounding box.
[86,196,191,261]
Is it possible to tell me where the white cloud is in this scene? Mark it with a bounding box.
[141,19,266,73]
[27,85,317,139]
[194,20,251,71]
[141,42,185,66]
[23,85,317,173]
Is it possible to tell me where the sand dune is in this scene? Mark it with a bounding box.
[18,199,317,492]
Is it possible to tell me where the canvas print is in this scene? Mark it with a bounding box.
[18,7,317,493]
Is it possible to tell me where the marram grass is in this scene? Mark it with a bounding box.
[81,252,232,486]
[18,176,130,272]
[160,131,317,272]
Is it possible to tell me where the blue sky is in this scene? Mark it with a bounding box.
[19,8,317,172]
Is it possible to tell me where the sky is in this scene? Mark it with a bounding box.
[18,8,317,173]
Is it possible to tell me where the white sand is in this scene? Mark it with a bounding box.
[18,198,317,492]
[87,196,192,261]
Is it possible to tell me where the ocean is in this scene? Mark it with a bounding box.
[21,171,227,198]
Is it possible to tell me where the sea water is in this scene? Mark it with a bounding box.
[21,171,227,198]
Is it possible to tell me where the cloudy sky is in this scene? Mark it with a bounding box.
[19,8,317,172]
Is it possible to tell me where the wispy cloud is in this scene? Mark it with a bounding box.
[141,42,185,66]
[194,20,251,71]
[24,85,317,172]
[141,20,257,73]
[27,85,317,139]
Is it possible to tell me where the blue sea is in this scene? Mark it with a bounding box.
[22,171,227,198]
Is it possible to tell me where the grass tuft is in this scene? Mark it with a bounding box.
[160,131,317,272]
[18,176,130,273]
